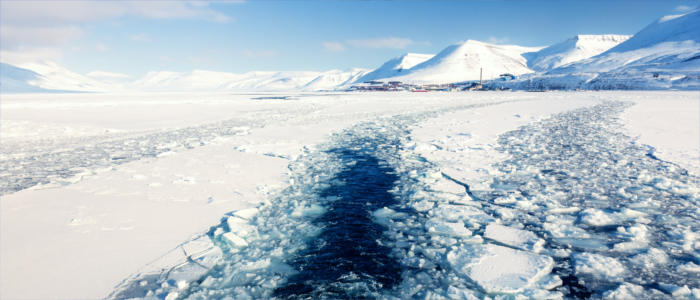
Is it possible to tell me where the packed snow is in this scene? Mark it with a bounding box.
[2,91,698,300]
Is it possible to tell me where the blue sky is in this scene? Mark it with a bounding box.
[1,0,699,78]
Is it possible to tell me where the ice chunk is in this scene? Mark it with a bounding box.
[412,200,435,212]
[683,230,700,252]
[431,204,494,226]
[578,208,646,227]
[484,223,545,253]
[678,262,700,273]
[447,244,554,294]
[290,203,325,218]
[573,253,626,280]
[547,207,580,214]
[616,224,649,242]
[233,208,259,220]
[658,283,691,297]
[612,241,648,252]
[578,208,616,227]
[629,248,669,269]
[426,219,472,237]
[164,291,179,300]
[238,258,272,271]
[602,283,646,299]
[372,207,407,226]
[222,232,248,248]
[537,274,562,290]
[446,286,480,300]
[226,216,257,237]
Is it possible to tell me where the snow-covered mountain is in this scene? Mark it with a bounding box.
[1,61,118,93]
[131,69,368,92]
[3,8,698,92]
[508,9,700,90]
[0,63,51,93]
[302,68,370,90]
[1,62,369,93]
[354,53,434,83]
[371,40,541,84]
[14,61,119,92]
[132,70,312,91]
[523,35,631,71]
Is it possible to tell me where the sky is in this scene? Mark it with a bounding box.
[1,0,699,78]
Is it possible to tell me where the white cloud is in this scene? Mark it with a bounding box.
[0,1,233,25]
[347,37,415,49]
[87,70,130,79]
[487,36,510,44]
[127,1,232,23]
[322,42,346,52]
[0,1,236,63]
[0,47,64,65]
[130,33,151,42]
[242,49,278,58]
[674,5,693,12]
[0,25,84,48]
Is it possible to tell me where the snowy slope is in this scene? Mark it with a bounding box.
[14,61,118,92]
[0,62,52,93]
[132,70,310,91]
[523,35,630,71]
[377,40,541,84]
[132,69,368,92]
[302,68,370,90]
[508,9,700,90]
[354,53,434,83]
[0,62,114,93]
[1,61,367,93]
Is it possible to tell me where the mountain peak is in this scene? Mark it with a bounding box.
[524,34,630,71]
[354,52,434,83]
[369,39,539,84]
[608,9,700,53]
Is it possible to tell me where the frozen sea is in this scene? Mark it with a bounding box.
[1,91,698,299]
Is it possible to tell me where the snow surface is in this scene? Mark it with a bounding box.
[1,91,698,300]
[617,92,700,175]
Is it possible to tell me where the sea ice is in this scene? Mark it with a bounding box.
[447,243,554,294]
[484,223,545,253]
[426,219,473,237]
[222,232,248,248]
[573,253,626,281]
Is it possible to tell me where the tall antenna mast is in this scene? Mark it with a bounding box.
[479,68,483,85]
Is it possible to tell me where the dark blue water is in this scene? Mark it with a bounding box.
[274,146,402,299]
